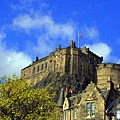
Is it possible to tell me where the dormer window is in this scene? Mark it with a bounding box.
[86,102,95,118]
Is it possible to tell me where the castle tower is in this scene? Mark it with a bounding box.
[96,63,120,89]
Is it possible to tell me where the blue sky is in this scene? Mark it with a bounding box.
[0,0,120,76]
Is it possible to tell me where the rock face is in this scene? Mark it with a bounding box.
[34,72,91,102]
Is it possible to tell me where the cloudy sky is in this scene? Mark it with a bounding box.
[0,0,120,76]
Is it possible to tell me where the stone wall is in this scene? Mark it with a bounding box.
[96,63,120,89]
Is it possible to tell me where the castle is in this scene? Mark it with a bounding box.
[21,40,103,83]
[21,40,120,120]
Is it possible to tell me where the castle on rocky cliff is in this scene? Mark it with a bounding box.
[21,40,120,120]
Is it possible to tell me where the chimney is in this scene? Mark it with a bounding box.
[56,44,61,51]
[107,76,114,90]
[69,88,73,94]
[66,87,69,93]
[65,87,69,98]
[36,56,39,61]
[58,44,61,50]
[70,40,75,48]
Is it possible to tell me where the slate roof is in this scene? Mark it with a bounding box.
[57,88,64,107]
[105,99,117,115]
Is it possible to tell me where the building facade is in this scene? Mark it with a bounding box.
[58,63,120,120]
[21,40,120,120]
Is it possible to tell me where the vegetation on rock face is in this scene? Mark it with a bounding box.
[34,72,91,102]
[0,74,60,120]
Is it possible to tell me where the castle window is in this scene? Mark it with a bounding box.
[82,62,84,66]
[82,56,84,60]
[33,67,35,73]
[89,60,90,63]
[37,65,39,72]
[41,64,44,70]
[86,102,95,118]
[45,62,47,68]
[64,110,68,120]
[68,54,70,57]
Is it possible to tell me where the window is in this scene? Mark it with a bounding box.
[82,62,84,66]
[37,65,39,72]
[86,102,95,117]
[45,62,47,68]
[41,64,44,70]
[82,56,84,60]
[64,110,68,120]
[116,109,120,120]
[33,67,35,73]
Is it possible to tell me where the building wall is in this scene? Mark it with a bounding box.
[62,82,105,120]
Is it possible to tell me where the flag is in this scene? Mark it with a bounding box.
[79,33,83,36]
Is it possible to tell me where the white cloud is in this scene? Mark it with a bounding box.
[0,32,6,40]
[12,13,76,57]
[0,32,32,77]
[86,42,112,62]
[33,35,54,57]
[117,59,120,64]
[82,25,99,40]
[13,14,76,40]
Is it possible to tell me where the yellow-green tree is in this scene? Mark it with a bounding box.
[0,74,59,120]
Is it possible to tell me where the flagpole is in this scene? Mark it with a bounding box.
[78,33,83,48]
[78,32,80,48]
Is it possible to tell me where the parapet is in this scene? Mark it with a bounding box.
[97,63,120,69]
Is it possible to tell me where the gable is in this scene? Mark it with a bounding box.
[63,98,69,110]
[80,81,105,103]
[77,81,105,119]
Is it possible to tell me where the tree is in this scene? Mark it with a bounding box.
[0,74,59,120]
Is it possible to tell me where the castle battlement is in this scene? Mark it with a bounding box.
[97,63,120,69]
[96,63,120,90]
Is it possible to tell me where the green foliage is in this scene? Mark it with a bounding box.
[0,74,60,120]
